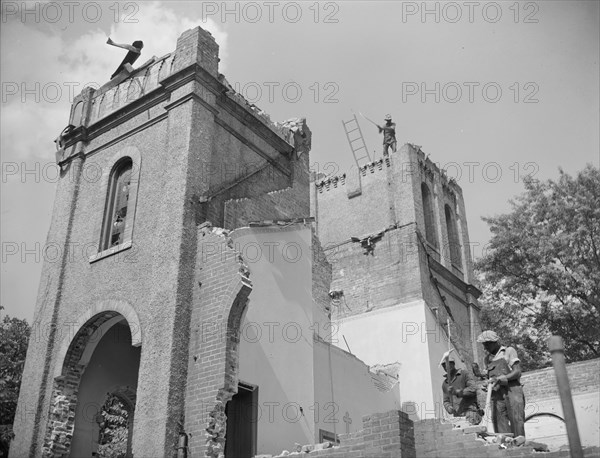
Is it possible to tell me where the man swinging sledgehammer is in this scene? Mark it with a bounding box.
[377,114,397,157]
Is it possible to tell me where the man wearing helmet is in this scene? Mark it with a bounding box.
[475,330,526,439]
[440,352,482,425]
[377,114,397,157]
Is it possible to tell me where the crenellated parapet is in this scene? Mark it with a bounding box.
[56,27,310,168]
[414,144,462,204]
[314,157,391,195]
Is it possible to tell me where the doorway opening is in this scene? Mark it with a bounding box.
[224,382,258,458]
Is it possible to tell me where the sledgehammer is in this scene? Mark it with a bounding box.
[483,380,495,433]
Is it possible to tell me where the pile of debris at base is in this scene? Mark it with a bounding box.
[254,424,551,458]
[255,417,600,458]
[452,423,549,452]
[254,440,335,458]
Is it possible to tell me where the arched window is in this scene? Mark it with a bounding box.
[445,204,462,266]
[421,183,437,247]
[90,148,141,263]
[101,158,133,250]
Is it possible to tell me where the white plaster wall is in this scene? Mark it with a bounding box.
[312,301,333,344]
[313,339,400,440]
[237,226,315,455]
[334,300,438,419]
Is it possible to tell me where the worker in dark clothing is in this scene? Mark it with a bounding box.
[441,352,481,425]
[107,38,144,79]
[475,330,526,439]
[377,114,397,156]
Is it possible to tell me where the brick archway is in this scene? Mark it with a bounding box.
[42,310,140,457]
[184,225,253,457]
[204,283,252,458]
[53,300,141,379]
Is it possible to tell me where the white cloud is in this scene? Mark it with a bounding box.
[1,1,228,158]
[0,2,228,320]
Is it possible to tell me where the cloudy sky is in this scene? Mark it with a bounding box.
[1,1,599,321]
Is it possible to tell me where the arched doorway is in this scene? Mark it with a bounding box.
[42,312,141,457]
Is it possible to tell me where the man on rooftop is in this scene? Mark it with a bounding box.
[377,114,397,157]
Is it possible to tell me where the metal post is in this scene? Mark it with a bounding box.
[548,336,583,458]
[176,432,188,458]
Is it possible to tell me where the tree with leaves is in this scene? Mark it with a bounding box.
[0,307,30,457]
[476,164,600,370]
[96,394,131,458]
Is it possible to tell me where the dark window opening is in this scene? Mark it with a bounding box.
[101,159,132,250]
[421,182,437,248]
[445,204,462,267]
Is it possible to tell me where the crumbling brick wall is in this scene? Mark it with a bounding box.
[314,160,394,249]
[223,152,311,229]
[269,410,416,458]
[312,231,333,321]
[184,224,253,457]
[414,419,600,458]
[325,226,423,319]
[266,410,600,458]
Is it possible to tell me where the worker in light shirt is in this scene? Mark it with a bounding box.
[474,330,526,439]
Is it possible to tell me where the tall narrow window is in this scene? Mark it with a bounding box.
[102,158,133,249]
[445,204,462,266]
[421,183,437,247]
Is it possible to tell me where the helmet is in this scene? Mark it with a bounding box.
[477,330,499,343]
[384,114,392,121]
[438,349,457,366]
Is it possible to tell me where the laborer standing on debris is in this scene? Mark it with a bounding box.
[475,330,526,439]
[441,353,482,425]
[377,114,397,156]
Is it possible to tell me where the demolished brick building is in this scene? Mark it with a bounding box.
[13,25,598,458]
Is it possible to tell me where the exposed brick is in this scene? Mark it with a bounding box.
[521,359,600,400]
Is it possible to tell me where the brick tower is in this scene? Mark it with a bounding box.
[312,144,483,419]
[11,26,312,457]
